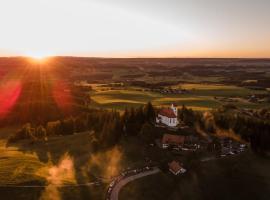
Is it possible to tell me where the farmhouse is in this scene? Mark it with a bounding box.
[161,134,185,149]
[156,104,178,127]
[168,161,186,175]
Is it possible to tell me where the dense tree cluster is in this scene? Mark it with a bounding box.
[178,105,202,126]
[8,102,157,148]
[8,123,47,143]
[179,104,270,153]
[122,102,155,136]
[213,110,270,153]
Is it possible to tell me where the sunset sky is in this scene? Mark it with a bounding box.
[1,0,270,58]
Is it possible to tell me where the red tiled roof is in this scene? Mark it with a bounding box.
[162,134,185,145]
[158,108,176,118]
[168,161,182,173]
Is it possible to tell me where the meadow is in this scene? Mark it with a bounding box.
[0,129,154,200]
[0,127,113,199]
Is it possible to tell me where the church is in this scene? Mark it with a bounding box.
[156,104,178,127]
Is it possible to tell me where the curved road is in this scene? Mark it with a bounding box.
[110,167,160,200]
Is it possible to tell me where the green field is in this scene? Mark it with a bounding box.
[0,128,115,200]
[120,151,270,200]
[0,129,157,200]
[89,83,269,111]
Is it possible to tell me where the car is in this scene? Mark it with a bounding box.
[173,147,180,151]
[94,181,101,186]
[109,181,115,187]
[181,148,189,151]
[180,168,187,174]
[240,144,246,148]
[108,187,112,193]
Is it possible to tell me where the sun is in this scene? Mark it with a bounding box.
[31,54,46,60]
[29,56,47,63]
[25,52,52,63]
[29,53,48,59]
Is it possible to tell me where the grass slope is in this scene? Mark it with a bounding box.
[120,151,270,200]
[0,128,109,200]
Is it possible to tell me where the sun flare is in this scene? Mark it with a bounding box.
[31,55,46,60]
[28,53,49,59]
[25,52,52,63]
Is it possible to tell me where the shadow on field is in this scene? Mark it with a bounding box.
[5,132,123,200]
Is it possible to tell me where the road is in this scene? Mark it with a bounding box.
[109,167,160,200]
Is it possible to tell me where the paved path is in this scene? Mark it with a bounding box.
[110,167,160,200]
[200,156,216,162]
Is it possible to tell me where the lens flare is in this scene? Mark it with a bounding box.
[52,80,73,114]
[0,80,22,119]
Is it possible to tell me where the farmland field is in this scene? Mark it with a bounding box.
[89,83,269,111]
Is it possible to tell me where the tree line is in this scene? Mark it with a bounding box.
[8,102,270,153]
[8,102,156,149]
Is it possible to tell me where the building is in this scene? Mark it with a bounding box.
[156,104,178,127]
[168,161,186,175]
[161,134,185,149]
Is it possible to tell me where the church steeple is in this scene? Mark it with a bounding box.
[171,104,177,117]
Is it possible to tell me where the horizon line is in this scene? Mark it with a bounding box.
[1,56,270,60]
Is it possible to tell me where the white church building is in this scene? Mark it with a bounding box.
[156,104,178,127]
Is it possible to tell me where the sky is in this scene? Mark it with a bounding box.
[0,0,270,58]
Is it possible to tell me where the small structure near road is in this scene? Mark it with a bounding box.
[168,161,186,175]
[219,137,247,156]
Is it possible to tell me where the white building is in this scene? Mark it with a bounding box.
[156,104,178,127]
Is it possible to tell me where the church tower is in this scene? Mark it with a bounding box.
[171,104,177,117]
